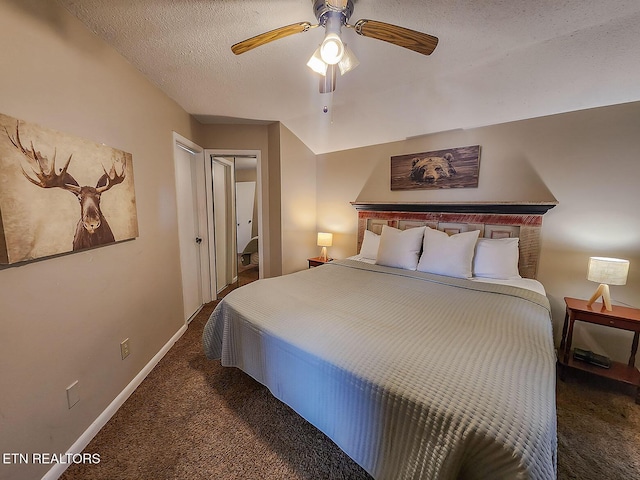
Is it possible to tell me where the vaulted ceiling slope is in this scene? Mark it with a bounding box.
[58,0,640,155]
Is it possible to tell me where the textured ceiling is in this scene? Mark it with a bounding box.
[58,0,640,154]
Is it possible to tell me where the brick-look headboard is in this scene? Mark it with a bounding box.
[352,203,557,279]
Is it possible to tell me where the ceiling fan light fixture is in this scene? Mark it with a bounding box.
[320,64,337,93]
[320,32,344,65]
[233,0,440,95]
[307,47,328,75]
[338,44,359,75]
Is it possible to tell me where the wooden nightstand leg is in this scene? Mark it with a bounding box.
[564,316,576,364]
[629,332,640,367]
[559,308,569,352]
[636,386,640,405]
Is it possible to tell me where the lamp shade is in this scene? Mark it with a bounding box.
[317,232,333,247]
[587,257,629,285]
[338,44,359,75]
[307,47,328,75]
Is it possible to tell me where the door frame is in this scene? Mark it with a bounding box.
[205,149,263,282]
[172,132,214,318]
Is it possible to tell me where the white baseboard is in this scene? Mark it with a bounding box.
[42,323,188,480]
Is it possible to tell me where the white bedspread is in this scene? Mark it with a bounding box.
[203,259,557,480]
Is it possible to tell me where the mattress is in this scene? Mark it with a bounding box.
[203,259,557,479]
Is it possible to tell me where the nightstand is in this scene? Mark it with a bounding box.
[558,297,640,403]
[308,256,332,268]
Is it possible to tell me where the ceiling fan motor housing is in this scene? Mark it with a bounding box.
[313,0,354,26]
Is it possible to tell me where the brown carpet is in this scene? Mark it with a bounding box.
[556,370,640,479]
[61,271,640,479]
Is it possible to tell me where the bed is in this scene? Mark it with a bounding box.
[203,203,558,480]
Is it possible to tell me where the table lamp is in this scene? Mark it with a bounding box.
[586,256,629,311]
[317,232,333,261]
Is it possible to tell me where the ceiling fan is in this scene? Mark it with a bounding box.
[231,0,439,93]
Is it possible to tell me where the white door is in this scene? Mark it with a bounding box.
[174,144,203,322]
[235,181,255,253]
[211,157,237,293]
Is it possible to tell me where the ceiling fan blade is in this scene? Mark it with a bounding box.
[353,19,438,56]
[232,22,314,55]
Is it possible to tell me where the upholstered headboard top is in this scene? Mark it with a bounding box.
[351,202,556,279]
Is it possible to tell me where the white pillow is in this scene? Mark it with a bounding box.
[473,237,521,279]
[360,229,381,260]
[375,225,425,270]
[417,227,480,278]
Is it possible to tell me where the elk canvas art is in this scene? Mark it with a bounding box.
[0,113,138,264]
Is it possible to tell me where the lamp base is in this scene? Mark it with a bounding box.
[320,246,328,262]
[587,283,612,311]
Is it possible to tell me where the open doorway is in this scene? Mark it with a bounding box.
[234,157,259,277]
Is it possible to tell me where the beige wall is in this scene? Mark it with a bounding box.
[0,3,196,480]
[317,101,640,366]
[279,124,317,274]
[267,123,283,277]
[235,167,258,183]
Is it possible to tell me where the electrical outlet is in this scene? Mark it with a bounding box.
[120,338,130,359]
[66,381,80,409]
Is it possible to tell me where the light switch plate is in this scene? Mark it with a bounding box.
[120,338,130,359]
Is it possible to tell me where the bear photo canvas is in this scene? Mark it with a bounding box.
[0,113,139,264]
[391,145,480,190]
